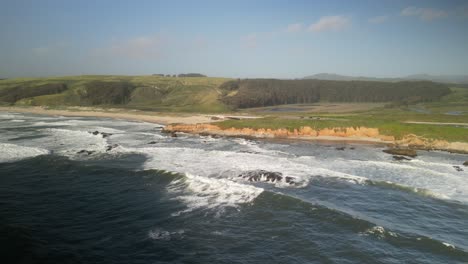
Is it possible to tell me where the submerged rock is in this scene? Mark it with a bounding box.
[453,166,464,172]
[148,141,157,144]
[383,148,417,158]
[106,144,119,152]
[336,147,345,151]
[238,170,295,184]
[393,155,412,161]
[89,130,112,138]
[170,132,178,138]
[77,150,95,155]
[101,132,113,138]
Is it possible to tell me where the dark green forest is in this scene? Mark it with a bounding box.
[220,79,451,108]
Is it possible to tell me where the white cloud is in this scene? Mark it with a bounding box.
[368,15,388,24]
[286,23,303,32]
[240,33,258,48]
[308,16,351,32]
[401,7,448,21]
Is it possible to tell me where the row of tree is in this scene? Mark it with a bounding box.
[152,73,207,78]
[220,79,451,108]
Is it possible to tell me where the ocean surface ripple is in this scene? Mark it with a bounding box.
[1,112,467,263]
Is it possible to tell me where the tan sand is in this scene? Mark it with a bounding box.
[0,106,214,125]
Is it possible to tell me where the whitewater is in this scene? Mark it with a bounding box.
[1,112,467,263]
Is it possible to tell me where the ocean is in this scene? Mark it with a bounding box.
[1,112,467,263]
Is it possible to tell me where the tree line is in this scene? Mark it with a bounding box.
[220,79,451,108]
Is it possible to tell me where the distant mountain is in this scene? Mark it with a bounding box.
[303,73,396,82]
[403,74,468,84]
[304,73,468,84]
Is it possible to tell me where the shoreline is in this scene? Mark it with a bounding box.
[0,106,216,125]
[2,106,468,154]
[164,124,468,154]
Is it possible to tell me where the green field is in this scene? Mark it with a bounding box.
[218,88,468,142]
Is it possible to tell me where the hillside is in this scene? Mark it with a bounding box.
[0,75,452,112]
[0,75,231,112]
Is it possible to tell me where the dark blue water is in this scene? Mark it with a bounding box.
[1,112,468,263]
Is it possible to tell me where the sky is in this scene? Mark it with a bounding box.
[1,0,468,78]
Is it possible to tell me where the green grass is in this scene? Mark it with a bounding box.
[0,75,232,113]
[217,96,468,142]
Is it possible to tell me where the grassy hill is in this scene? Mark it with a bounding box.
[0,75,231,113]
[0,75,455,113]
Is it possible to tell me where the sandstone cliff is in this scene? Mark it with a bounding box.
[163,124,468,154]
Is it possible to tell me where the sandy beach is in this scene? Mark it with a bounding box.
[0,106,216,125]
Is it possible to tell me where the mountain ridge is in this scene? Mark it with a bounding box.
[304,73,468,84]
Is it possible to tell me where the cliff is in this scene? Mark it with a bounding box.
[163,124,468,153]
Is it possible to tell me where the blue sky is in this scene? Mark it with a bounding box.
[1,0,467,78]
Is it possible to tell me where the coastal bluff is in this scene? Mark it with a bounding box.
[163,124,468,154]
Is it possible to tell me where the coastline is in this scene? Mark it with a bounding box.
[2,106,468,154]
[164,124,468,154]
[0,106,216,125]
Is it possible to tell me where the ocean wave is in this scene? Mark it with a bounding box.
[39,128,109,157]
[0,143,49,163]
[166,173,263,216]
[148,229,185,240]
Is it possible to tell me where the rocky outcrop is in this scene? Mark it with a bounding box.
[383,148,417,157]
[395,134,468,154]
[106,144,119,152]
[238,170,295,184]
[89,131,113,138]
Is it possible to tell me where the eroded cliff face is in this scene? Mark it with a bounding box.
[163,124,468,153]
[396,134,468,153]
[164,124,395,141]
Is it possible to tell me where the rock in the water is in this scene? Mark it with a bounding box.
[383,148,417,157]
[336,147,345,151]
[393,155,412,161]
[453,166,464,172]
[106,144,119,152]
[77,150,94,155]
[285,176,295,184]
[89,130,112,138]
[238,170,295,184]
[170,132,177,138]
[148,141,157,144]
[101,132,113,138]
[463,161,468,167]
